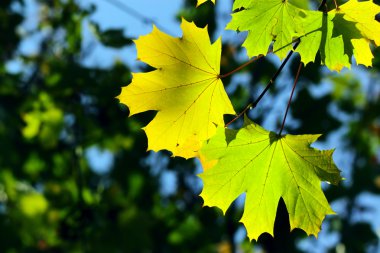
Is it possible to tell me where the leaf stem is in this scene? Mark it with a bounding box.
[332,0,339,10]
[219,55,263,79]
[225,40,300,127]
[318,0,327,12]
[278,62,303,136]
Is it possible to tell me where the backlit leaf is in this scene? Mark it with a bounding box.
[339,0,380,46]
[226,0,306,59]
[227,0,380,71]
[338,0,380,66]
[118,19,235,158]
[296,0,380,70]
[199,117,342,240]
[296,10,352,71]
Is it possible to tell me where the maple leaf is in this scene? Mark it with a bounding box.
[339,0,380,46]
[296,0,380,70]
[338,0,380,67]
[227,0,380,71]
[226,0,305,59]
[118,19,235,159]
[197,0,215,7]
[295,10,352,71]
[289,0,310,9]
[199,117,342,240]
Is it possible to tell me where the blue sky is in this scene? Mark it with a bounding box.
[80,0,184,68]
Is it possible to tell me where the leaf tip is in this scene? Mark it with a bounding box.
[196,0,215,7]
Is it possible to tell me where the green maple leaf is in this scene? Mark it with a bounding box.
[199,117,342,240]
[296,0,380,71]
[288,0,310,9]
[338,0,380,67]
[295,10,352,71]
[226,0,306,59]
[227,0,380,71]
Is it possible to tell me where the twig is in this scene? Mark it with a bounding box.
[220,36,301,79]
[225,40,300,127]
[219,55,263,79]
[278,62,303,136]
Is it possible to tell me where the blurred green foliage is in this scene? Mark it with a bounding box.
[0,0,379,252]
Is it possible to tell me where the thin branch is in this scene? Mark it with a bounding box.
[219,55,263,79]
[225,40,300,127]
[220,36,301,79]
[278,62,303,136]
[102,0,172,34]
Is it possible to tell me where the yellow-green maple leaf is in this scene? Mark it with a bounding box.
[118,20,235,159]
[199,117,342,240]
[295,10,352,71]
[227,0,380,71]
[197,0,215,7]
[296,0,380,70]
[338,0,380,67]
[226,0,305,59]
[339,0,380,46]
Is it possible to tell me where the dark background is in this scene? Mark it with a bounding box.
[0,0,379,252]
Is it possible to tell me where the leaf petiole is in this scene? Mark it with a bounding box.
[318,0,327,12]
[219,55,263,79]
[278,61,303,136]
[318,0,339,12]
[333,0,339,10]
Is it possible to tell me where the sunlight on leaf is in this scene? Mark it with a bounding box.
[199,117,342,240]
[228,0,380,71]
[227,0,305,59]
[118,19,235,158]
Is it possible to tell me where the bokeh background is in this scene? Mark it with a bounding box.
[0,0,379,252]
